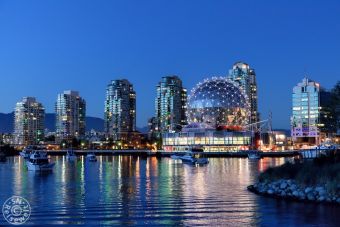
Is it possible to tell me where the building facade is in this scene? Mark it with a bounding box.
[228,62,259,125]
[163,77,252,152]
[14,97,45,145]
[154,76,187,137]
[55,91,86,143]
[104,79,136,141]
[291,78,321,146]
[319,89,337,136]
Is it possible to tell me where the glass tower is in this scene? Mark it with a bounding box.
[55,90,86,143]
[291,78,320,145]
[14,97,45,145]
[228,62,259,125]
[155,76,187,135]
[104,79,136,141]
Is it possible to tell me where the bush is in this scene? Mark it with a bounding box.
[259,152,340,193]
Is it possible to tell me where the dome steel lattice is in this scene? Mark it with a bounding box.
[187,77,250,129]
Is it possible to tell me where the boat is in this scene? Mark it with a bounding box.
[86,152,97,162]
[26,151,55,171]
[170,153,183,160]
[20,146,33,159]
[248,150,261,159]
[66,150,77,161]
[180,152,209,165]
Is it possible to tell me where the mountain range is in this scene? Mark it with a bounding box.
[0,112,149,134]
[0,112,104,133]
[1,112,287,135]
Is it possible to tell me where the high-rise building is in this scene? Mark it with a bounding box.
[154,76,187,136]
[319,89,337,135]
[291,78,321,146]
[14,97,45,145]
[55,90,86,143]
[228,62,259,125]
[104,79,136,141]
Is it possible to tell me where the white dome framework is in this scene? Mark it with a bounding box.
[187,77,250,130]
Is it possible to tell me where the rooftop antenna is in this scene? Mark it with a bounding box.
[303,66,309,81]
[268,111,272,133]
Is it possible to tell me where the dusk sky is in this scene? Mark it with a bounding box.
[0,0,339,129]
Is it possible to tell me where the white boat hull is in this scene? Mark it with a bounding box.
[171,155,182,160]
[19,152,30,159]
[86,155,97,162]
[248,154,261,159]
[180,156,209,165]
[26,162,55,171]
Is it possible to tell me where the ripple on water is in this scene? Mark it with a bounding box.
[0,156,339,226]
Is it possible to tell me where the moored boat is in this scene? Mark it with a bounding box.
[20,146,33,159]
[170,153,183,160]
[248,150,261,159]
[86,152,97,162]
[26,151,55,171]
[66,150,77,161]
[180,152,209,165]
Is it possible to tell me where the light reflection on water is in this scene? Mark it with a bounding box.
[0,156,339,226]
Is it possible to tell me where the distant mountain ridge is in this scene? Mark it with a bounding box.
[0,112,148,134]
[0,112,104,133]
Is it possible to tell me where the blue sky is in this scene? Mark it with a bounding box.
[0,0,339,129]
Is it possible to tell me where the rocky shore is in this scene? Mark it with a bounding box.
[248,179,340,204]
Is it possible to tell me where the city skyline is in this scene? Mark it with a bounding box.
[0,0,339,129]
[0,67,337,130]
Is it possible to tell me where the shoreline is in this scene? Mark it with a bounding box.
[28,150,299,157]
[248,179,340,205]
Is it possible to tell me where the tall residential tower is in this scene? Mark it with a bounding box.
[104,79,136,141]
[228,62,259,125]
[14,97,45,145]
[154,76,187,136]
[55,90,86,143]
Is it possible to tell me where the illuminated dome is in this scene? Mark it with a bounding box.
[187,77,250,129]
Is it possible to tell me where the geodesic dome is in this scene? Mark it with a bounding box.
[187,77,250,129]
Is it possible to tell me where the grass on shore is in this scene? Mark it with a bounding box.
[259,151,340,193]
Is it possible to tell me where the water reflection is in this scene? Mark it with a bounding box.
[0,156,339,226]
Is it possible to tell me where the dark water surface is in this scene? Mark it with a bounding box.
[0,156,339,226]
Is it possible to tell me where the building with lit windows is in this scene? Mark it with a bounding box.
[291,78,321,146]
[55,90,86,143]
[228,62,259,125]
[14,97,45,145]
[163,77,252,152]
[104,79,136,142]
[154,76,187,138]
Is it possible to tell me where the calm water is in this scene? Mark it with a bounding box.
[0,156,339,226]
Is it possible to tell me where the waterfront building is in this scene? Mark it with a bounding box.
[104,79,136,143]
[14,97,45,145]
[291,78,321,146]
[163,77,252,152]
[319,89,337,138]
[272,130,288,151]
[55,90,86,143]
[154,76,187,137]
[147,117,158,141]
[228,62,259,125]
